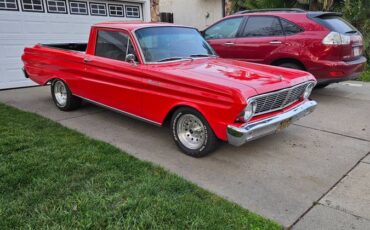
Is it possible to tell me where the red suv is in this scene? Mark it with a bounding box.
[203,9,367,88]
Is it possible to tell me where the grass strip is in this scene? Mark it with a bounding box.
[0,103,281,229]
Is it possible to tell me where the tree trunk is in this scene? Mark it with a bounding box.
[151,0,160,22]
[309,0,334,11]
[309,0,320,10]
[225,0,233,15]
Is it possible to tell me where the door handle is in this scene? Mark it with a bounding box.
[83,58,91,63]
[224,42,235,46]
[269,40,282,44]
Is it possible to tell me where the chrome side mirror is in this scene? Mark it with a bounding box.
[125,54,137,65]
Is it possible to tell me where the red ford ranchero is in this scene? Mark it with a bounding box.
[22,22,317,157]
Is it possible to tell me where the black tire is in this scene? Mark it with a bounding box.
[171,107,218,157]
[315,83,330,89]
[276,62,304,70]
[51,79,81,111]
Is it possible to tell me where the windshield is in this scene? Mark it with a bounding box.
[135,26,215,63]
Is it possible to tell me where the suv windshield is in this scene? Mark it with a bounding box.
[135,27,215,63]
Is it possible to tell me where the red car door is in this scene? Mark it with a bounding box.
[204,16,245,58]
[82,28,143,116]
[232,16,286,63]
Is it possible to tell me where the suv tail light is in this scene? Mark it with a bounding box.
[322,31,351,45]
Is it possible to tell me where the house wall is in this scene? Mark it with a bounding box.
[159,0,223,30]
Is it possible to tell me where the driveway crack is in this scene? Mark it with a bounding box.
[293,124,370,143]
[316,203,370,222]
[289,151,370,229]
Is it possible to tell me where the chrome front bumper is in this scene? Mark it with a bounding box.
[227,100,317,146]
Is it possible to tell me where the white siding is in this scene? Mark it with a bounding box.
[159,0,223,30]
[0,0,150,89]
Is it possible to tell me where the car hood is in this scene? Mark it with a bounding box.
[151,58,315,97]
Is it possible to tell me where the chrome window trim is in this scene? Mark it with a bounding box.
[130,27,146,64]
[248,81,315,116]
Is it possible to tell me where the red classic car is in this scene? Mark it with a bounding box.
[22,22,317,157]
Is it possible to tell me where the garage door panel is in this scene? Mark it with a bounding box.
[3,45,25,58]
[0,21,22,33]
[2,58,23,75]
[0,81,36,89]
[1,34,88,41]
[3,70,23,82]
[0,0,145,89]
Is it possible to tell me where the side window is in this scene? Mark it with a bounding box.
[125,5,140,18]
[69,1,88,15]
[204,17,243,40]
[243,16,283,37]
[108,4,124,17]
[95,30,135,62]
[46,0,67,14]
[0,0,19,11]
[20,0,44,12]
[280,19,302,35]
[89,2,106,16]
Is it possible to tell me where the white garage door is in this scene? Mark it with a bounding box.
[0,0,147,89]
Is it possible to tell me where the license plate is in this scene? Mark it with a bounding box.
[353,47,361,56]
[278,118,292,131]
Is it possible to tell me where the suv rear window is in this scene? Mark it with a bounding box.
[317,16,357,34]
[243,16,283,37]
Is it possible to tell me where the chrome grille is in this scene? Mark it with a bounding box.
[253,83,309,115]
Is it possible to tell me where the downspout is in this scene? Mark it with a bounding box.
[222,0,226,17]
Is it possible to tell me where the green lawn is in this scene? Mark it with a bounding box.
[359,68,370,82]
[0,103,280,229]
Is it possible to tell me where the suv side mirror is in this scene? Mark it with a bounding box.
[125,54,137,65]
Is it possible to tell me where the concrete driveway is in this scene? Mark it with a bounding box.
[1,82,370,229]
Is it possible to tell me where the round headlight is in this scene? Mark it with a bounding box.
[303,83,315,99]
[243,99,257,121]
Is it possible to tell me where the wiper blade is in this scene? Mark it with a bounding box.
[189,54,216,57]
[345,30,357,34]
[158,57,191,62]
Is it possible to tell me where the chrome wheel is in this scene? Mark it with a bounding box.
[176,114,206,150]
[54,81,67,107]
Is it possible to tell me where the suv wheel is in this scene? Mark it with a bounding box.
[171,107,218,157]
[276,62,304,70]
[315,83,330,89]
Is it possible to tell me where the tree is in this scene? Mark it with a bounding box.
[229,0,337,12]
[230,0,298,12]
